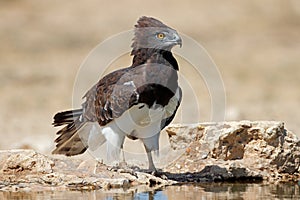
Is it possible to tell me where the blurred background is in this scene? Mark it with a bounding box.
[0,0,299,154]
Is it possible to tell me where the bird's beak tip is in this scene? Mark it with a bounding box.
[177,38,182,48]
[176,35,182,48]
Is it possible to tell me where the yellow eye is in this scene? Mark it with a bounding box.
[157,33,165,39]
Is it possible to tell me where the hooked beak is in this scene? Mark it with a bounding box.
[162,30,183,49]
[173,32,182,47]
[177,37,182,48]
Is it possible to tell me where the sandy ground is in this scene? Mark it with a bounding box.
[0,0,299,154]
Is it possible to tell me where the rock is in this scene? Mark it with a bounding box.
[0,149,54,174]
[0,150,175,192]
[165,121,300,182]
[0,121,299,191]
[166,124,205,150]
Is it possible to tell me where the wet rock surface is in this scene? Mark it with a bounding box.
[0,121,299,191]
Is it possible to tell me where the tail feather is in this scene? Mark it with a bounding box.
[52,109,88,156]
[53,109,83,126]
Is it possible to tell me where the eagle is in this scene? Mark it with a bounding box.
[52,16,182,171]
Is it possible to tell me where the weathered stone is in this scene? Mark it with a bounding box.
[0,150,54,174]
[0,150,175,191]
[165,121,300,183]
[0,121,299,191]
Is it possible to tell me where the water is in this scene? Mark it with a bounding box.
[1,183,300,200]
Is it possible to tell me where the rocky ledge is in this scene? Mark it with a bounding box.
[0,121,299,191]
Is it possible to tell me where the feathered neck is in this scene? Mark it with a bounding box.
[131,48,178,71]
[131,48,156,67]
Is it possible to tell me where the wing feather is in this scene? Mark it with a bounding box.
[82,62,179,126]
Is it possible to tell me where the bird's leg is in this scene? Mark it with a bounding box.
[109,146,136,176]
[141,133,160,173]
[118,147,127,168]
[146,150,156,172]
[112,146,138,176]
[121,148,126,163]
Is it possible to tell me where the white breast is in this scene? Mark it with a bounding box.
[164,87,181,119]
[86,87,180,162]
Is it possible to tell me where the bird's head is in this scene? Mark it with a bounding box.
[132,16,182,52]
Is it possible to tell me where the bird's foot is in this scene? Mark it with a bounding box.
[139,168,162,175]
[118,160,128,169]
[108,161,139,177]
[138,168,168,179]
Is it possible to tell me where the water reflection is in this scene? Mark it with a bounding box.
[1,183,299,200]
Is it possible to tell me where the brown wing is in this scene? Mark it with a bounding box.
[82,67,136,126]
[82,62,178,127]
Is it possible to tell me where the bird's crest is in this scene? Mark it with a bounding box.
[135,16,167,28]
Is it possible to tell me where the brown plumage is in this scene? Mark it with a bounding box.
[52,16,182,170]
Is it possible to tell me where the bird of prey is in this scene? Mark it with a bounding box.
[52,16,182,171]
